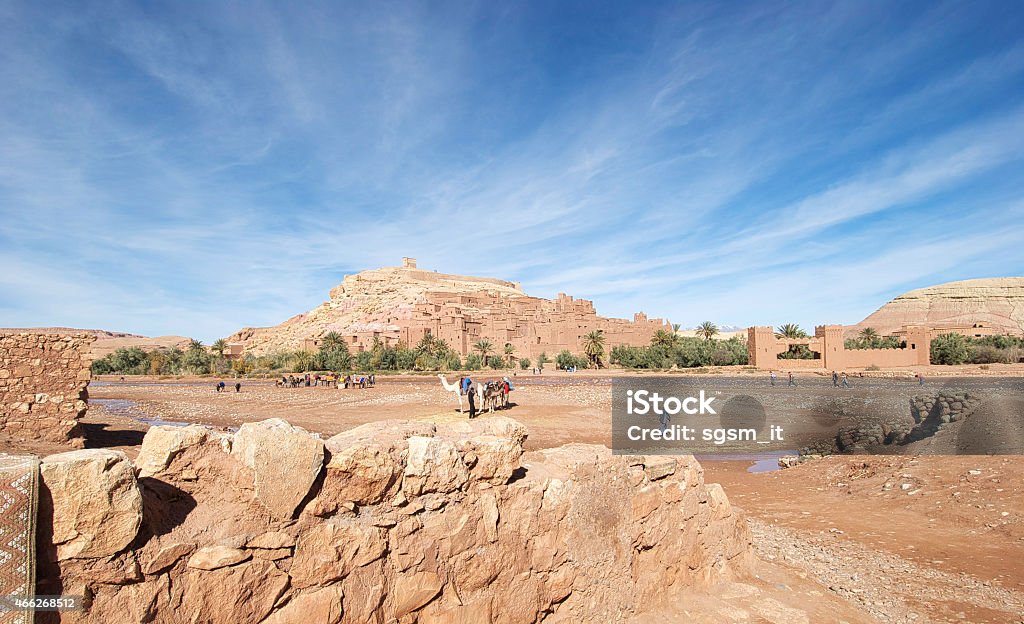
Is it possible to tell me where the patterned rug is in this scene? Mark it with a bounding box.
[0,455,38,624]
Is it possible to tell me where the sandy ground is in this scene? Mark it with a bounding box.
[6,370,1024,623]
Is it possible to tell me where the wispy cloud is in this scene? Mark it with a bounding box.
[1,1,1023,341]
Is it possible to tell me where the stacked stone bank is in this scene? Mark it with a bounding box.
[38,416,752,623]
[0,332,93,446]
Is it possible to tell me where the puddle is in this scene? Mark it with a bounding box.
[91,398,190,428]
[696,450,798,473]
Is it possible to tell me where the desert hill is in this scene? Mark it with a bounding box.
[0,327,192,358]
[228,259,666,358]
[852,277,1024,336]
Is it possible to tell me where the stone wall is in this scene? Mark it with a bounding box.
[38,416,752,623]
[0,332,94,446]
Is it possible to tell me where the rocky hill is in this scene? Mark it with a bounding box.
[228,260,665,358]
[853,278,1024,336]
[0,327,192,357]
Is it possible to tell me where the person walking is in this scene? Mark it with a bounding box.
[841,372,850,388]
[788,371,796,387]
[917,372,925,386]
[832,370,839,387]
[769,370,777,386]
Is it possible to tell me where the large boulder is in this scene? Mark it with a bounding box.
[231,418,325,519]
[135,424,216,477]
[402,436,469,497]
[40,449,143,560]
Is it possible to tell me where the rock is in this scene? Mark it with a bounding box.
[40,449,142,560]
[290,520,387,588]
[392,571,443,618]
[643,456,677,481]
[141,542,194,574]
[403,436,469,496]
[177,558,289,623]
[322,442,400,505]
[247,531,296,550]
[458,434,523,484]
[135,424,212,477]
[232,418,325,519]
[261,586,344,624]
[187,545,251,570]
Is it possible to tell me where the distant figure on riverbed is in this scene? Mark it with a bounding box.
[235,382,241,392]
[917,372,925,386]
[841,372,850,388]
[216,381,225,392]
[788,372,796,387]
[832,370,839,387]
[769,371,777,386]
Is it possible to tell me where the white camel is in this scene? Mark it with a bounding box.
[438,374,465,412]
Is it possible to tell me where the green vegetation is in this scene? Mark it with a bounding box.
[930,333,1024,365]
[697,321,719,341]
[555,349,589,370]
[519,357,531,370]
[774,324,808,339]
[535,352,549,370]
[610,335,748,369]
[582,330,606,368]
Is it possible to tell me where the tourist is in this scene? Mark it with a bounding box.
[461,376,472,396]
[841,372,850,388]
[832,370,839,387]
[235,382,241,392]
[467,384,477,419]
[788,372,796,387]
[769,370,777,386]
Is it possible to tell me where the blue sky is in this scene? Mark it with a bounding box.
[2,1,1023,342]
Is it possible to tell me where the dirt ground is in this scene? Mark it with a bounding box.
[6,370,1024,623]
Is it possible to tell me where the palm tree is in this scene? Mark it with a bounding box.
[474,340,494,366]
[582,330,606,368]
[775,324,808,339]
[187,338,205,353]
[651,329,680,349]
[211,339,228,358]
[697,321,719,341]
[321,331,345,350]
[859,327,879,341]
[504,343,516,367]
[671,323,681,333]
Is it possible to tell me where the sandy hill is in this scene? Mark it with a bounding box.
[852,278,1024,336]
[228,261,665,357]
[0,327,192,357]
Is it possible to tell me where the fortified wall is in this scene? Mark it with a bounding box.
[0,332,94,445]
[747,324,931,370]
[37,416,752,623]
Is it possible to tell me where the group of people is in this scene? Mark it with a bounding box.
[767,369,924,387]
[276,373,375,389]
[215,381,241,392]
[458,375,514,419]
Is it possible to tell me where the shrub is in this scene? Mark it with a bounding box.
[464,354,482,370]
[519,357,531,370]
[931,333,969,365]
[968,344,1009,364]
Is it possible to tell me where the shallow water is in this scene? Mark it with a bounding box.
[91,398,191,428]
[697,450,797,473]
